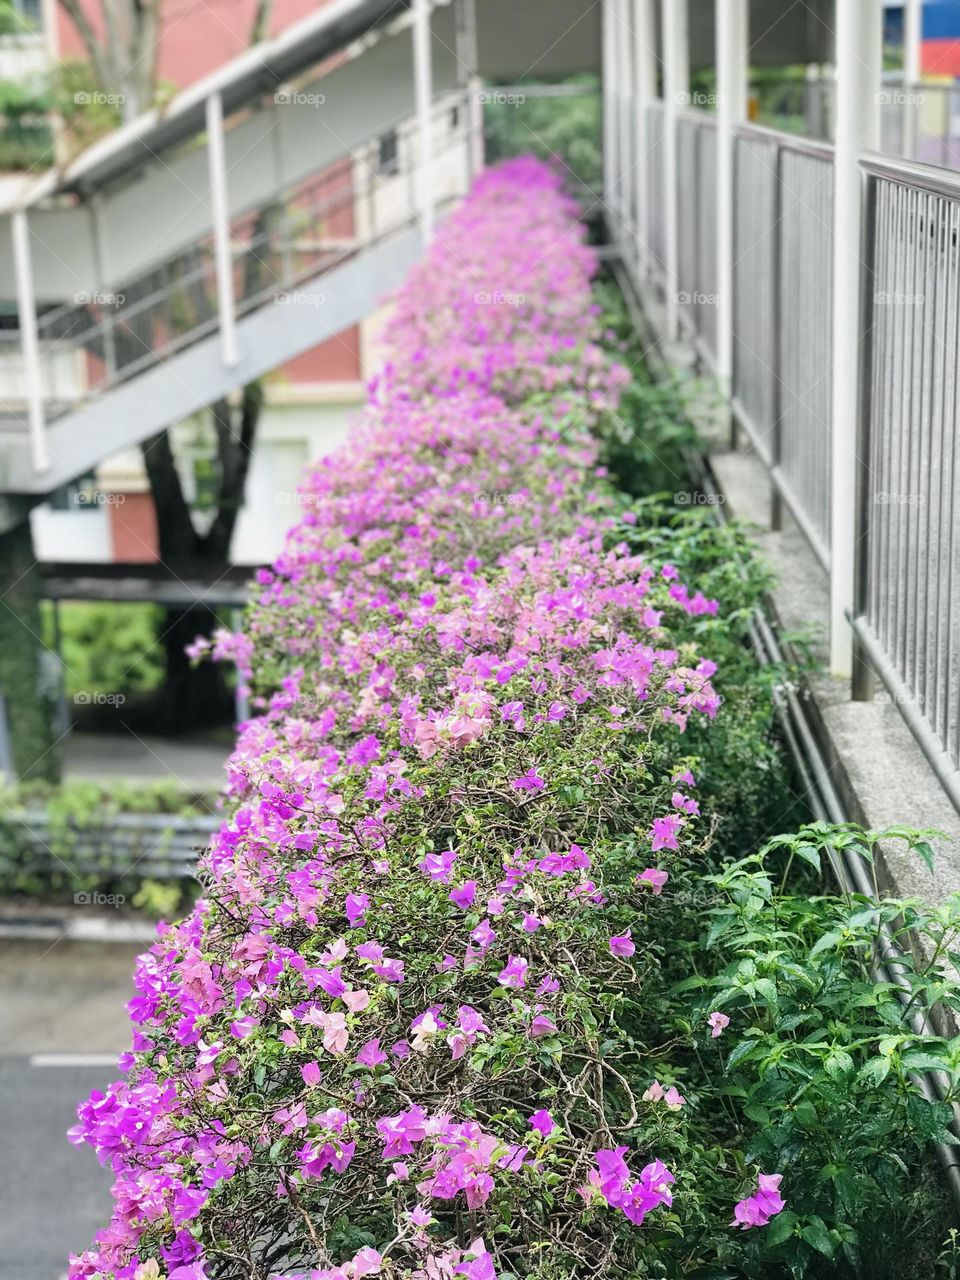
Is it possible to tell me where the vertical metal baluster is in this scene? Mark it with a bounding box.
[892,184,914,672]
[771,141,784,530]
[920,196,947,724]
[868,179,890,630]
[940,204,960,758]
[853,166,878,700]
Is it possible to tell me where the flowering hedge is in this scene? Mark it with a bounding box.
[68,160,764,1280]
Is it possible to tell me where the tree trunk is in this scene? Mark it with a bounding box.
[0,517,60,781]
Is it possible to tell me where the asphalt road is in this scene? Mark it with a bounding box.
[0,939,143,1280]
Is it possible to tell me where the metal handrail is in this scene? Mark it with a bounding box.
[733,118,835,162]
[0,89,471,419]
[860,149,960,196]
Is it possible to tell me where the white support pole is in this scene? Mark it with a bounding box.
[829,0,882,678]
[11,209,48,473]
[903,0,922,158]
[603,0,618,216]
[715,0,748,392]
[617,0,632,233]
[662,0,689,340]
[454,0,483,181]
[633,0,656,275]
[412,0,435,240]
[206,91,238,368]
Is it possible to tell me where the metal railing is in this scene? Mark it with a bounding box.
[731,124,835,567]
[615,104,960,811]
[0,92,471,421]
[645,101,666,278]
[2,809,218,880]
[677,110,718,368]
[756,75,960,173]
[854,154,960,808]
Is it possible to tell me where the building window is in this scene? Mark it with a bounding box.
[8,0,43,32]
[377,129,399,175]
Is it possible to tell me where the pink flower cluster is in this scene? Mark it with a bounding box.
[67,158,725,1280]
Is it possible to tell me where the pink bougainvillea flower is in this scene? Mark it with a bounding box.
[609,932,636,958]
[731,1173,785,1229]
[637,867,669,894]
[510,768,545,792]
[449,881,477,910]
[529,1013,557,1038]
[497,955,529,988]
[300,1061,322,1086]
[419,849,458,882]
[355,1038,387,1067]
[708,1011,730,1038]
[344,892,369,928]
[341,988,370,1014]
[529,1109,556,1138]
[592,1147,675,1227]
[650,814,683,852]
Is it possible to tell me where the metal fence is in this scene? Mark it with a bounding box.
[731,124,835,566]
[617,105,960,808]
[676,111,719,369]
[757,76,960,173]
[645,101,666,278]
[3,810,219,881]
[854,156,960,806]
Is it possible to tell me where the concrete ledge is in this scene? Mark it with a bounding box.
[713,442,960,905]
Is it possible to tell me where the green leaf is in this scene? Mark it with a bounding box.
[810,928,844,958]
[858,1056,891,1087]
[913,841,935,873]
[801,1216,836,1258]
[726,1037,761,1070]
[825,1048,855,1080]
[764,1209,799,1246]
[754,977,778,1005]
[794,843,822,873]
[901,1050,949,1073]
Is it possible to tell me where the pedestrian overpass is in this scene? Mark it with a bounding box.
[0,0,841,513]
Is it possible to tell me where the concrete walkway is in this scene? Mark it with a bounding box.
[62,729,228,790]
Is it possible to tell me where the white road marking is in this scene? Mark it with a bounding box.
[29,1053,120,1068]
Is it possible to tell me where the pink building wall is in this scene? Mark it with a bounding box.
[54,1,328,92]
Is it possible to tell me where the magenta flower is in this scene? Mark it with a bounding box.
[592,1147,675,1226]
[650,814,683,852]
[529,1109,556,1137]
[708,1011,730,1038]
[344,892,369,928]
[497,955,529,988]
[449,880,478,910]
[471,919,496,950]
[609,932,636,958]
[529,1013,557,1038]
[731,1173,785,1229]
[300,1061,321,1086]
[355,1038,387,1067]
[637,867,669,894]
[510,768,545,792]
[420,848,458,882]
